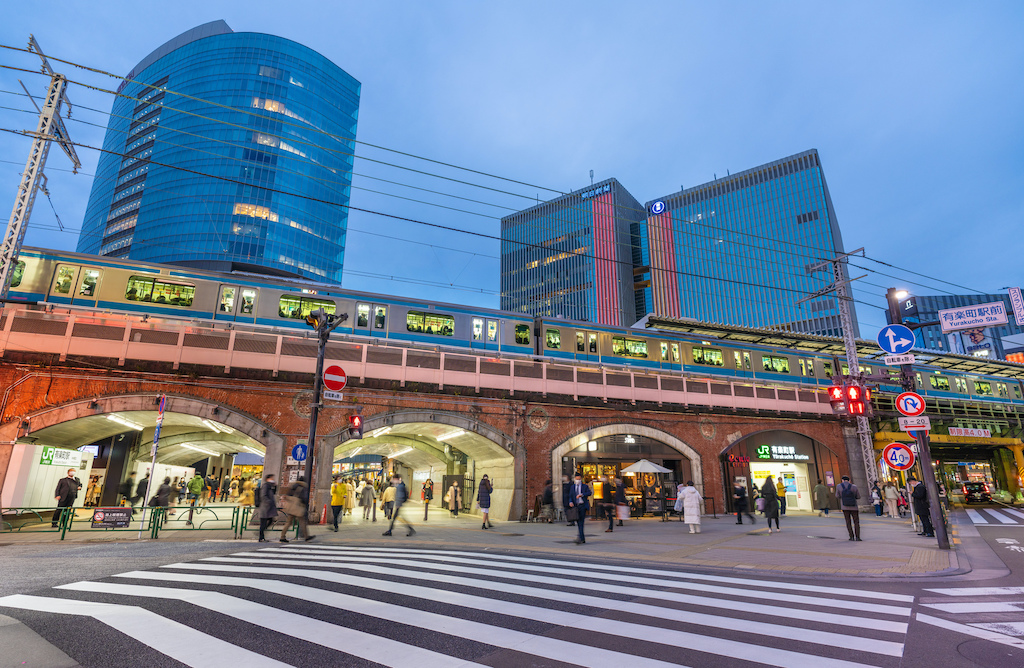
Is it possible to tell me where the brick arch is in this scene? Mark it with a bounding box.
[720,426,841,458]
[550,423,704,496]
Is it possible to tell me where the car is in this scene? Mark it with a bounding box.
[961,482,992,504]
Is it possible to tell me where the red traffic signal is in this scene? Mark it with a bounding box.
[348,414,364,439]
[828,383,871,416]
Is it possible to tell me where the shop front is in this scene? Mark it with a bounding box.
[2,444,94,509]
[722,430,843,513]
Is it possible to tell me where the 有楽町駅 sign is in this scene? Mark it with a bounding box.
[939,301,1008,333]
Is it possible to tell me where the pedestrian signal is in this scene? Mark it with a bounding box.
[348,414,363,439]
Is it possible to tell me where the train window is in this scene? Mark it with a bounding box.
[692,346,723,366]
[762,355,790,373]
[79,269,100,296]
[734,351,742,369]
[661,342,668,360]
[954,377,967,393]
[612,336,648,358]
[472,318,483,340]
[589,333,597,353]
[219,287,236,312]
[806,360,815,376]
[841,364,850,375]
[998,383,1008,398]
[54,266,75,294]
[577,332,585,352]
[515,324,530,345]
[1014,386,1022,399]
[240,289,256,315]
[487,320,497,342]
[546,329,561,349]
[126,276,195,306]
[9,261,25,288]
[799,360,807,376]
[406,310,454,336]
[374,306,386,329]
[357,304,370,327]
[974,381,992,396]
[916,373,922,387]
[929,376,950,391]
[823,361,833,378]
[278,295,334,319]
[742,352,751,369]
[670,343,680,362]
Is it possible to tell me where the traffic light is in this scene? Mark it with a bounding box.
[305,308,334,330]
[828,383,873,416]
[845,384,866,415]
[348,406,364,439]
[827,385,847,414]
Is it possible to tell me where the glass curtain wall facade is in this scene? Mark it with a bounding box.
[77,20,360,283]
[889,293,1024,359]
[501,179,643,326]
[640,149,857,337]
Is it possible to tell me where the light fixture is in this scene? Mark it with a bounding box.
[587,440,598,451]
[106,414,144,431]
[437,429,465,441]
[371,426,392,437]
[348,446,363,457]
[180,443,217,456]
[203,419,233,434]
[242,445,263,455]
[391,447,413,457]
[895,290,909,300]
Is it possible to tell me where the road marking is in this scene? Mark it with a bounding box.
[971,621,1024,636]
[926,586,1024,596]
[1001,507,1024,521]
[920,601,1024,613]
[966,509,989,524]
[0,594,289,667]
[56,581,486,668]
[917,613,1024,649]
[248,547,912,617]
[983,509,1019,524]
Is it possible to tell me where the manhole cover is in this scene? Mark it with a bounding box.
[807,535,836,539]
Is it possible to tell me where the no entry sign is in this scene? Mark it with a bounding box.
[323,365,348,391]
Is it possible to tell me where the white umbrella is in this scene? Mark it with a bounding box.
[620,459,671,474]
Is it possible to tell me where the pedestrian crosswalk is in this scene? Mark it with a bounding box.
[918,586,1024,650]
[0,544,918,667]
[965,506,1024,525]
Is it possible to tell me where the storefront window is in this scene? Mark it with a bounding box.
[930,375,950,391]
[278,295,335,319]
[407,310,454,336]
[577,332,585,352]
[374,306,386,329]
[612,336,648,358]
[54,266,75,294]
[79,269,100,296]
[546,329,561,349]
[126,276,195,306]
[762,355,790,373]
[240,289,256,315]
[692,346,723,366]
[472,318,483,341]
[487,320,498,342]
[515,324,530,345]
[357,304,369,327]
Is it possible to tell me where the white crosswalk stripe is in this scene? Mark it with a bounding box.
[964,506,1024,525]
[0,544,913,667]
[917,584,1024,650]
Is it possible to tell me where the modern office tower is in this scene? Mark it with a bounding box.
[500,179,645,326]
[888,293,1024,360]
[77,20,360,283]
[640,149,857,337]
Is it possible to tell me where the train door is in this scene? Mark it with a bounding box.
[237,288,257,324]
[470,317,500,351]
[574,330,599,362]
[355,302,388,339]
[74,268,101,307]
[215,285,239,321]
[48,264,80,305]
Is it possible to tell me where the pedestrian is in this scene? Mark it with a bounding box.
[229,476,240,501]
[812,479,831,517]
[330,475,347,532]
[567,472,591,544]
[540,479,555,523]
[360,480,376,520]
[118,472,135,508]
[897,488,909,518]
[733,478,755,524]
[910,477,935,537]
[613,477,627,527]
[345,480,356,515]
[679,480,702,534]
[673,481,686,518]
[477,474,493,529]
[775,476,787,515]
[380,479,396,519]
[382,474,416,536]
[561,474,575,526]
[238,477,255,506]
[220,477,231,502]
[257,474,278,543]
[133,471,150,511]
[751,485,763,515]
[176,478,186,504]
[422,479,434,512]
[871,482,883,517]
[52,468,81,527]
[598,475,616,533]
[84,476,98,508]
[761,476,780,533]
[836,475,862,541]
[279,475,313,543]
[187,473,204,510]
[154,476,172,508]
[445,480,461,517]
[883,480,899,518]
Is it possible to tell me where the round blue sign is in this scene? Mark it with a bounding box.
[291,443,308,462]
[650,201,666,215]
[877,324,915,355]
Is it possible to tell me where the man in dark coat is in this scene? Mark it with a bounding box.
[132,472,150,511]
[561,474,574,526]
[567,472,591,544]
[733,478,754,524]
[279,476,312,543]
[52,468,81,527]
[383,474,415,536]
[258,474,278,542]
[910,477,935,537]
[118,472,136,507]
[836,475,862,541]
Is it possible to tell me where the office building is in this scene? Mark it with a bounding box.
[890,293,1024,360]
[500,179,644,326]
[77,20,360,283]
[639,149,856,337]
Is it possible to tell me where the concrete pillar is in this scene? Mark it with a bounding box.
[1008,444,1024,501]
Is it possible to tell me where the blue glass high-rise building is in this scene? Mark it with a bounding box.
[641,149,858,337]
[77,20,359,283]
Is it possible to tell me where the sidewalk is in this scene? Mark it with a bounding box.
[1,502,964,579]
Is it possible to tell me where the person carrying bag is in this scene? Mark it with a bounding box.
[279,476,313,543]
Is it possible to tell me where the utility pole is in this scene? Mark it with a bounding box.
[886,288,950,550]
[303,308,348,517]
[803,248,877,488]
[0,36,81,298]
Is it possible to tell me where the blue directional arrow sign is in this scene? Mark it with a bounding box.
[291,443,308,462]
[877,324,915,355]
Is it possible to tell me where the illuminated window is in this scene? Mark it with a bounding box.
[219,286,236,313]
[589,333,598,353]
[997,383,1008,398]
[546,329,561,349]
[79,269,100,297]
[125,276,195,307]
[487,320,498,342]
[515,324,530,345]
[407,310,454,337]
[612,336,648,358]
[374,306,386,329]
[240,289,256,315]
[762,355,790,373]
[734,351,742,369]
[357,304,369,327]
[692,346,724,366]
[278,295,334,320]
[929,375,950,391]
[9,260,25,288]
[823,361,833,378]
[576,332,585,352]
[53,266,75,294]
[233,203,278,222]
[472,318,483,341]
[671,343,680,362]
[661,342,668,360]
[974,381,992,396]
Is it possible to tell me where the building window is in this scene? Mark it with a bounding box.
[473,318,483,341]
[357,304,370,327]
[577,332,585,352]
[278,295,334,319]
[612,336,648,358]
[126,276,195,306]
[929,375,950,391]
[374,306,386,329]
[762,355,790,373]
[692,346,724,367]
[233,202,279,222]
[9,260,25,288]
[546,329,561,349]
[79,269,100,297]
[53,266,75,294]
[515,324,530,345]
[240,289,256,315]
[407,310,454,336]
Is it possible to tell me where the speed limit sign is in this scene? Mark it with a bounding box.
[882,442,916,471]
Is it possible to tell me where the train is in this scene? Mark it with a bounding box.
[6,247,1024,406]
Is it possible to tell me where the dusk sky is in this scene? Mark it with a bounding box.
[2,1,1021,335]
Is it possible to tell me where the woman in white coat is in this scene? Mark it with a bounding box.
[679,480,703,534]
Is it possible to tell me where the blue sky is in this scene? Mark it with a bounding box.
[2,1,1022,335]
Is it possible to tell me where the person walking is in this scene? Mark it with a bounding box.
[186,473,204,509]
[257,474,278,542]
[229,476,240,501]
[477,474,493,529]
[775,476,788,515]
[383,474,415,536]
[360,480,376,520]
[330,475,347,532]
[238,477,255,506]
[541,479,555,523]
[598,475,615,533]
[733,478,755,524]
[345,480,357,516]
[561,475,575,526]
[679,481,702,534]
[910,477,935,537]
[380,480,396,520]
[567,472,591,544]
[422,479,434,513]
[813,479,831,517]
[279,475,313,543]
[52,468,82,527]
[613,477,627,527]
[132,472,150,511]
[154,476,173,508]
[883,480,900,518]
[219,477,231,502]
[445,480,462,518]
[761,476,781,533]
[837,475,862,541]
[870,482,883,517]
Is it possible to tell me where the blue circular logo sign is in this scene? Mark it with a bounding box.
[650,201,666,215]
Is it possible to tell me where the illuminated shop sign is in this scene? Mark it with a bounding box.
[756,444,809,461]
[579,184,611,200]
[727,454,750,465]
